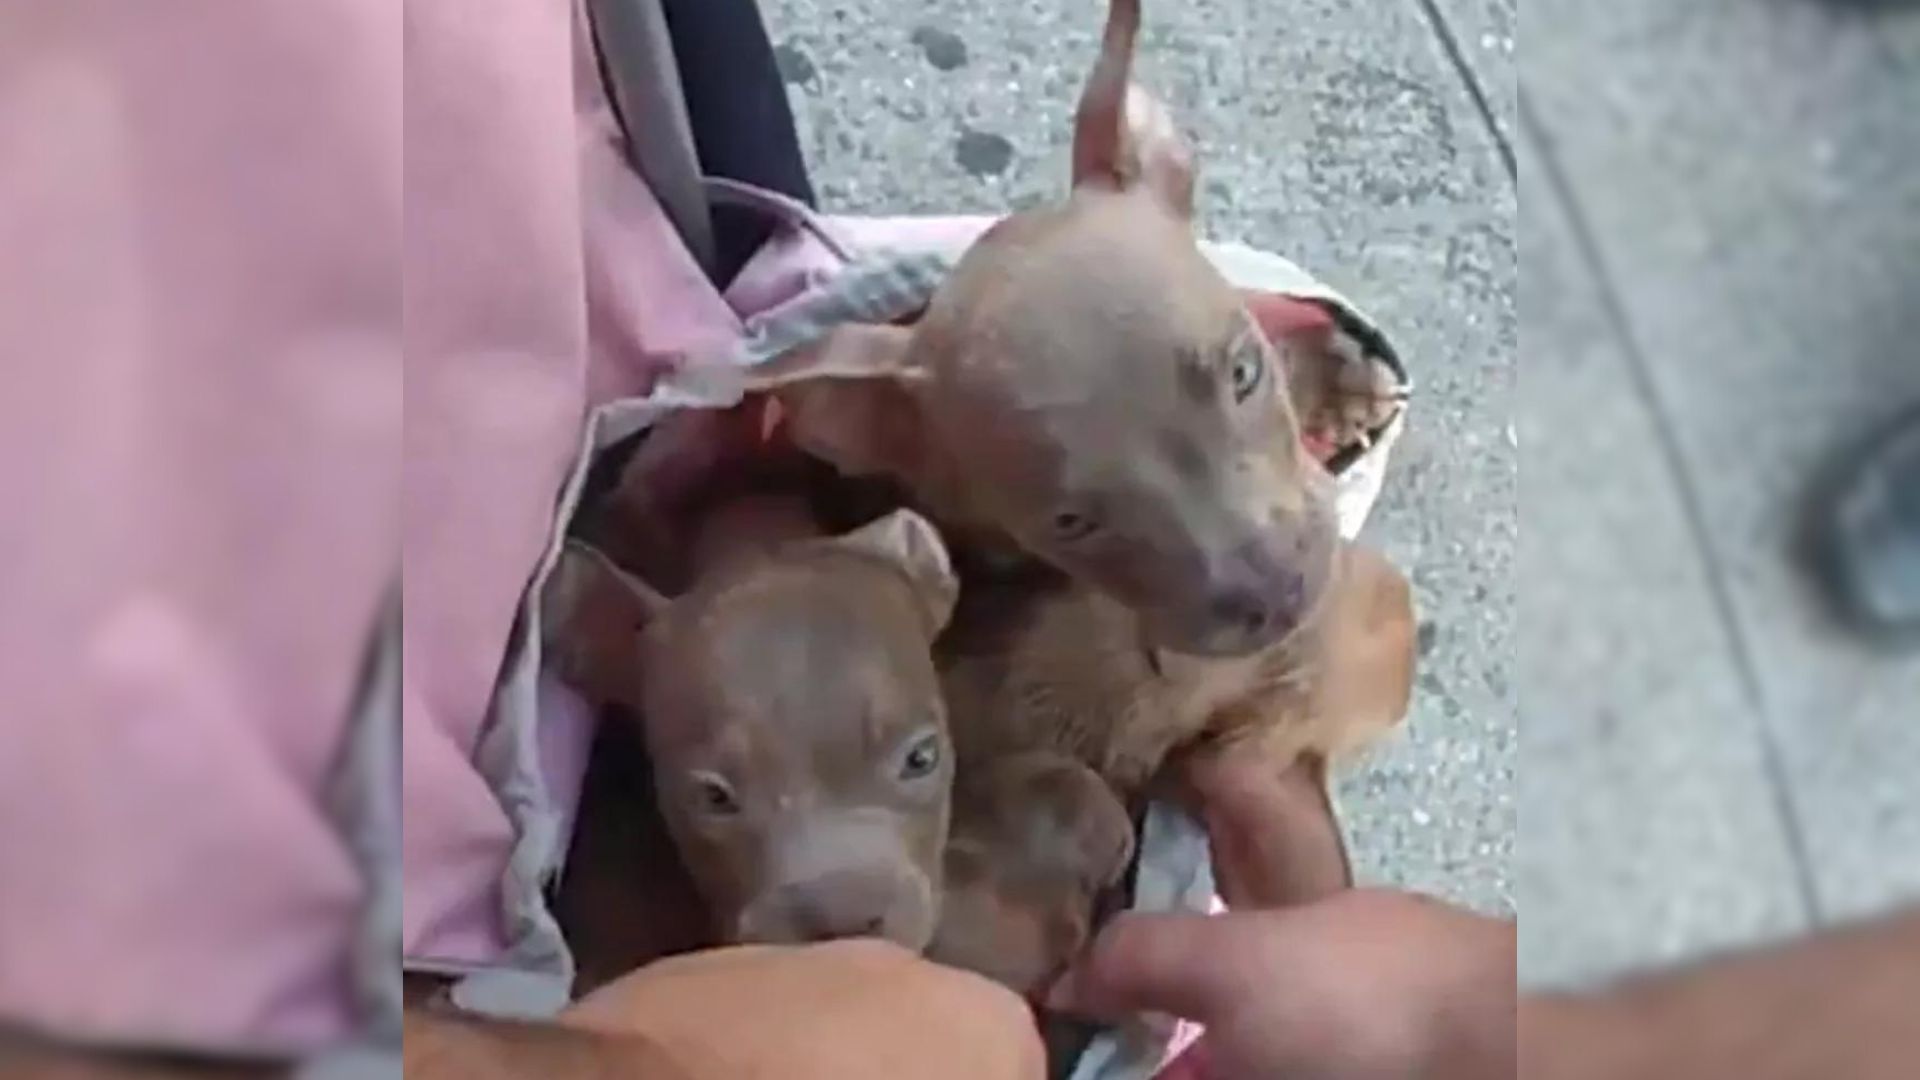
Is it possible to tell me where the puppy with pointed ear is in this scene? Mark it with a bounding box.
[543,509,965,956]
[737,0,1359,662]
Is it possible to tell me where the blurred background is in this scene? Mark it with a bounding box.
[1521,0,1918,985]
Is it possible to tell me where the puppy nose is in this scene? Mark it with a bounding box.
[1209,588,1274,638]
[1207,543,1306,642]
[786,871,898,943]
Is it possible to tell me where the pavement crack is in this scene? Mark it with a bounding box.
[1411,0,1516,184]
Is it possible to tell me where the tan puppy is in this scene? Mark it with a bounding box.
[543,506,961,953]
[941,543,1413,797]
[925,541,1417,995]
[740,0,1403,660]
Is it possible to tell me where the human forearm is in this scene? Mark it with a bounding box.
[402,1009,699,1080]
[1522,911,1920,1080]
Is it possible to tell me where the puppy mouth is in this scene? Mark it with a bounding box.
[733,908,933,949]
[1135,582,1313,657]
[732,870,939,950]
[1151,611,1300,658]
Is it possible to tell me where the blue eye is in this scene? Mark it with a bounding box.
[1231,350,1264,402]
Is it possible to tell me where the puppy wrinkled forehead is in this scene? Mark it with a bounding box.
[645,561,939,750]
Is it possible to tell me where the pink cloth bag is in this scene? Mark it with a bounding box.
[400,0,741,980]
[0,0,398,1053]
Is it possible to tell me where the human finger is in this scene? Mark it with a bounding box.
[1045,912,1269,1024]
[1188,753,1350,907]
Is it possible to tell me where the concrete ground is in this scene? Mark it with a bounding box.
[760,0,1920,986]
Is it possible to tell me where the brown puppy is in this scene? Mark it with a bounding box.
[925,541,1417,995]
[544,506,961,952]
[941,541,1414,796]
[739,0,1402,659]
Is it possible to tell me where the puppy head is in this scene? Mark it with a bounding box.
[545,510,961,951]
[745,0,1337,657]
[927,756,1136,997]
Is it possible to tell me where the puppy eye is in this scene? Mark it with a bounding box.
[1230,350,1265,402]
[691,773,741,817]
[898,732,943,780]
[1051,509,1100,542]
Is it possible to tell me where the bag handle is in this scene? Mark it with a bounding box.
[703,176,856,264]
[583,0,716,276]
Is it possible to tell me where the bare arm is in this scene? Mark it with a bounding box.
[1523,910,1920,1080]
[407,940,1043,1080]
[403,1009,695,1080]
[1060,751,1920,1080]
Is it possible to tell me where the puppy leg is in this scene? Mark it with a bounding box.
[929,754,1135,996]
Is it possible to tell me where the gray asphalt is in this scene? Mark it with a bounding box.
[760,0,1920,983]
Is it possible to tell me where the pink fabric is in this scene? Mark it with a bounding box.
[831,213,999,255]
[399,0,739,969]
[400,0,586,968]
[0,0,398,1051]
[724,208,851,326]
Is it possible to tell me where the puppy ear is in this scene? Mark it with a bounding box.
[542,541,671,706]
[743,324,931,484]
[1118,84,1196,219]
[1070,0,1195,218]
[829,509,959,638]
[1309,543,1417,752]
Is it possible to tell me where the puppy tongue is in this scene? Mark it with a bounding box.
[1240,290,1336,340]
[1301,430,1340,463]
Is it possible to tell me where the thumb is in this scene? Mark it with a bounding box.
[1183,747,1309,839]
[1046,912,1259,1023]
[1183,750,1350,908]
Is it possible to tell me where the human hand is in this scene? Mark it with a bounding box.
[1049,750,1515,1079]
[563,939,1046,1080]
[1049,889,1514,1079]
[1175,746,1354,908]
